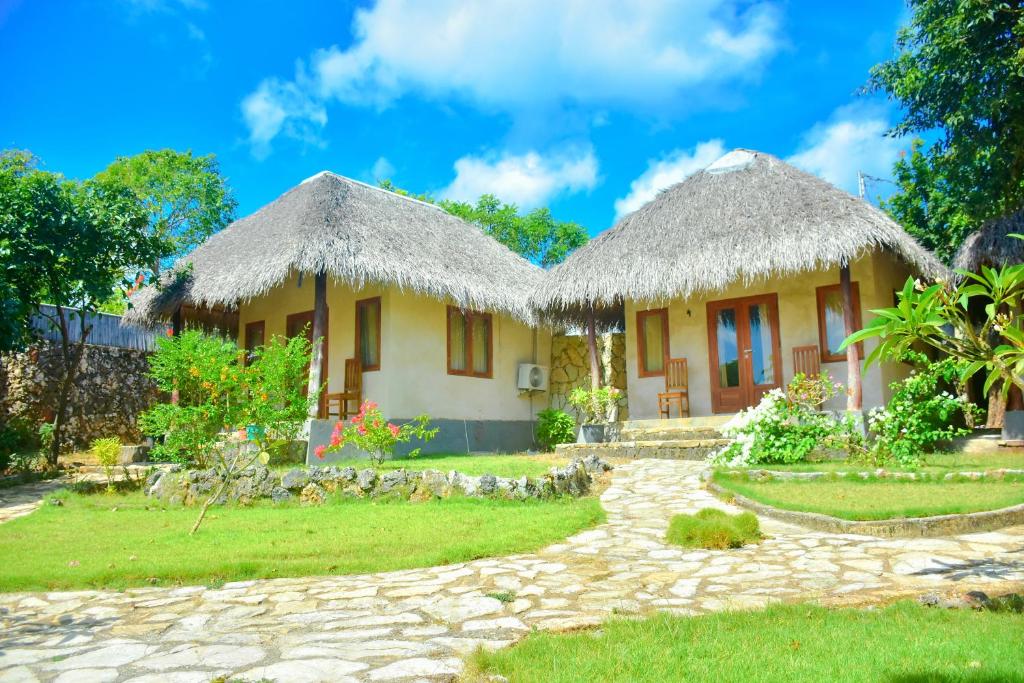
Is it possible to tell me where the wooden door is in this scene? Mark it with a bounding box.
[286,309,329,416]
[707,294,782,413]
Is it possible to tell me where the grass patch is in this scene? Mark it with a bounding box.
[738,449,1024,474]
[468,602,1024,683]
[298,452,569,478]
[666,508,761,549]
[0,488,604,592]
[713,473,1024,520]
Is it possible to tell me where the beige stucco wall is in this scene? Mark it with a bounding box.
[236,273,549,422]
[624,250,914,419]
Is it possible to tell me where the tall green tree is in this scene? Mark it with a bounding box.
[97,149,237,274]
[0,151,168,464]
[869,0,1024,262]
[378,181,588,267]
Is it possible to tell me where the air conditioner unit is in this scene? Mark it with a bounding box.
[517,363,549,392]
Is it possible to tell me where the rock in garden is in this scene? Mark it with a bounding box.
[379,469,409,493]
[280,468,309,491]
[580,454,612,474]
[270,486,292,503]
[356,468,377,492]
[479,474,497,495]
[299,483,326,506]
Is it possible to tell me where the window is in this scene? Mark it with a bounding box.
[816,283,863,363]
[355,297,381,371]
[243,320,265,365]
[636,308,669,377]
[447,307,492,378]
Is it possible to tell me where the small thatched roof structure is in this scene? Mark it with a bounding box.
[954,209,1024,271]
[125,172,543,325]
[534,149,946,324]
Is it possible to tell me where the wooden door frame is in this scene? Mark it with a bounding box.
[706,293,783,413]
[287,309,329,415]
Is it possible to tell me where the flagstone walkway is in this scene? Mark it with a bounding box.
[1,459,1022,682]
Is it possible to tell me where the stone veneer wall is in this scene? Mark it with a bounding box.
[0,342,159,449]
[548,333,628,419]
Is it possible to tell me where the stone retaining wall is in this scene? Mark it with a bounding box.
[548,333,627,419]
[0,342,158,449]
[145,455,612,506]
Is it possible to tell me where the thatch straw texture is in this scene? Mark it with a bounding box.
[534,150,945,323]
[125,172,543,325]
[954,209,1024,271]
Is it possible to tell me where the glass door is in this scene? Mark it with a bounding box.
[707,294,782,413]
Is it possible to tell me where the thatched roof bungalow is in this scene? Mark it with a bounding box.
[954,209,1024,271]
[535,149,945,419]
[128,172,550,458]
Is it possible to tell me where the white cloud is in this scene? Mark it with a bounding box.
[241,77,327,160]
[440,148,598,209]
[370,156,395,180]
[242,0,782,155]
[614,140,726,218]
[786,103,901,195]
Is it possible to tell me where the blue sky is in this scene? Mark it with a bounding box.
[0,0,909,237]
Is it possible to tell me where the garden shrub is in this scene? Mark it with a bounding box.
[866,355,980,467]
[567,385,624,424]
[0,417,38,472]
[90,437,121,491]
[139,329,313,468]
[709,373,862,467]
[666,508,761,549]
[535,408,576,451]
[317,400,437,465]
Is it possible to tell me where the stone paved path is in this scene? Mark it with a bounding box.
[1,459,1022,682]
[0,480,67,525]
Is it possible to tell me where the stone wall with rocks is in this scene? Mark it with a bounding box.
[0,342,159,449]
[548,333,627,419]
[145,455,612,506]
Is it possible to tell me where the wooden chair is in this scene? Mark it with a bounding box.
[326,358,362,420]
[658,358,690,419]
[792,345,821,378]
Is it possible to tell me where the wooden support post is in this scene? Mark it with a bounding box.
[840,264,862,411]
[307,271,328,419]
[586,309,600,390]
[170,306,182,406]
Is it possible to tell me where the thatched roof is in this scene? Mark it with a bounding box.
[534,149,946,324]
[125,172,543,325]
[954,209,1024,271]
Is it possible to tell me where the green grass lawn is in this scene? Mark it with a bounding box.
[713,473,1024,520]
[298,452,569,478]
[0,488,603,592]
[732,449,1024,474]
[468,602,1024,683]
[666,508,761,549]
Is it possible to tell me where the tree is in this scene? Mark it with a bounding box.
[0,151,167,465]
[869,1,1024,262]
[378,181,588,267]
[97,149,237,274]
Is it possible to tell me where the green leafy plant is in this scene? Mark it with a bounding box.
[318,401,437,466]
[567,386,624,425]
[37,423,54,455]
[535,409,576,451]
[90,437,121,492]
[666,508,761,550]
[710,373,862,467]
[866,356,980,467]
[0,417,38,473]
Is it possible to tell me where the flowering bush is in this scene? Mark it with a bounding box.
[866,356,981,466]
[709,373,862,467]
[317,401,437,466]
[567,385,624,424]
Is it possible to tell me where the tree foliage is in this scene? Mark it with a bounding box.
[869,1,1024,262]
[97,149,237,273]
[378,180,588,267]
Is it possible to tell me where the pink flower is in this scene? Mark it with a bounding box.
[387,423,400,437]
[330,433,344,447]
[357,424,367,435]
[314,444,327,459]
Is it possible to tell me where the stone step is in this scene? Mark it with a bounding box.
[618,427,725,441]
[556,439,731,461]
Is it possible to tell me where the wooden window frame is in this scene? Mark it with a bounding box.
[816,282,863,363]
[243,320,265,366]
[355,296,382,371]
[636,308,669,377]
[446,306,493,379]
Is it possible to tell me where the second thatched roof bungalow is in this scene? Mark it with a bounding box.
[127,171,550,458]
[535,149,946,420]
